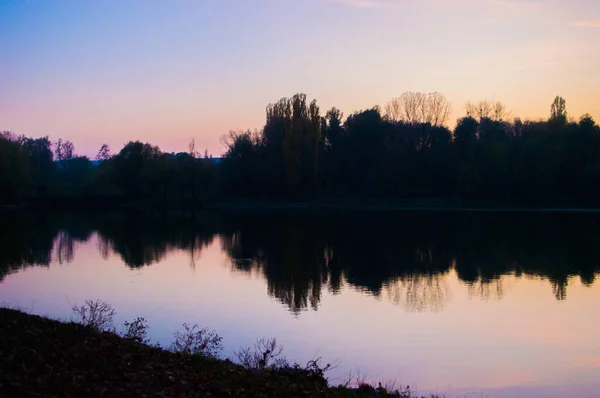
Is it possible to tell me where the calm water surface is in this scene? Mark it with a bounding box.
[1,210,600,398]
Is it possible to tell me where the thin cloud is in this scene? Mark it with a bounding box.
[485,0,543,13]
[327,0,400,8]
[328,0,542,12]
[572,20,600,28]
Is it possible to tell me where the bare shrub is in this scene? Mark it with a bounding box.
[353,368,369,387]
[380,378,398,393]
[234,337,288,370]
[303,357,332,378]
[169,323,223,357]
[71,299,116,332]
[122,317,149,344]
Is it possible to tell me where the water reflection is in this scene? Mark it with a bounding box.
[384,273,451,312]
[1,210,599,313]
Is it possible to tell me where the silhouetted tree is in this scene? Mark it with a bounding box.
[384,92,451,126]
[54,138,75,161]
[110,141,163,198]
[96,144,111,161]
[0,132,30,203]
[17,135,55,198]
[466,100,510,122]
[550,95,567,121]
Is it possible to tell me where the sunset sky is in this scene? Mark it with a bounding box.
[2,0,599,157]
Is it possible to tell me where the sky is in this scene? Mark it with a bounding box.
[1,0,599,158]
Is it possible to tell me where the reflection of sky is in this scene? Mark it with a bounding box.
[1,234,600,398]
[1,0,599,157]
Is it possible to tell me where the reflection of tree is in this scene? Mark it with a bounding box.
[98,235,111,260]
[385,273,451,312]
[268,225,325,313]
[0,213,93,280]
[2,211,600,312]
[324,245,343,294]
[221,218,327,314]
[54,224,95,264]
[55,230,75,264]
[219,212,457,313]
[551,278,568,301]
[221,212,600,311]
[56,221,94,265]
[467,278,505,301]
[0,214,58,281]
[94,211,217,268]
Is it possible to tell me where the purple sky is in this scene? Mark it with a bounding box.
[2,0,599,157]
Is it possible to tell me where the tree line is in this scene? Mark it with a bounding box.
[222,93,600,205]
[0,133,218,205]
[2,93,599,206]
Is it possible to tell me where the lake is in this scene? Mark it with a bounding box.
[1,209,599,398]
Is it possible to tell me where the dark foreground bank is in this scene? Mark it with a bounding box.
[0,308,434,398]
